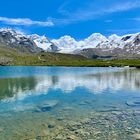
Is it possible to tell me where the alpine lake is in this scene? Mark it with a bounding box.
[0,66,140,140]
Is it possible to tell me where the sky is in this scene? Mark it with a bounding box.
[0,0,140,39]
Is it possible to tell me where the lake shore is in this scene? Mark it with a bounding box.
[2,59,140,68]
[0,49,140,67]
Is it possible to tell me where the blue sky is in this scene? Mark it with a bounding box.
[0,0,140,39]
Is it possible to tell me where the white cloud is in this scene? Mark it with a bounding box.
[104,1,140,13]
[0,17,54,27]
[54,0,140,25]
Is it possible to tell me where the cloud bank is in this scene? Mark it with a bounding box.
[0,17,54,27]
[53,0,140,25]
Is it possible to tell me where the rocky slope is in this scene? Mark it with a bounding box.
[30,34,58,52]
[0,28,43,53]
[79,33,140,59]
[52,33,140,59]
[0,28,58,53]
[0,28,140,59]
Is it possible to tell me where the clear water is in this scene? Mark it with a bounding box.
[0,66,140,140]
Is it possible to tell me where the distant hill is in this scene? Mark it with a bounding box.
[0,46,86,66]
[0,46,140,67]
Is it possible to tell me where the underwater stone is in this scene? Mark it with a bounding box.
[126,100,140,107]
[62,107,73,111]
[36,136,42,140]
[0,127,3,132]
[111,111,122,115]
[69,127,78,132]
[133,133,140,140]
[36,100,59,112]
[66,134,78,140]
[57,117,64,121]
[48,124,55,129]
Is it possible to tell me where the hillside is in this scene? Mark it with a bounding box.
[0,47,140,67]
[0,47,87,66]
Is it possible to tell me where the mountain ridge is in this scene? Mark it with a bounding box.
[0,28,140,59]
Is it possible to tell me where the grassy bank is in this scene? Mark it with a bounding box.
[8,55,140,68]
[0,47,140,67]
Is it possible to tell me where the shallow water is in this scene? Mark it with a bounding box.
[0,66,140,140]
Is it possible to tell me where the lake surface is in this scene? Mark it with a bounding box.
[0,66,140,140]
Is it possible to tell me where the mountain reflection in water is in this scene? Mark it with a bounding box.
[0,68,140,102]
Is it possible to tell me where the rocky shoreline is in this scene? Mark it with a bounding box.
[0,107,140,140]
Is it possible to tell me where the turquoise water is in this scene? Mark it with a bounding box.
[0,67,140,140]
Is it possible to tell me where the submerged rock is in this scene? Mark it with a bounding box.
[35,100,59,112]
[126,100,140,107]
[133,133,140,140]
[0,127,4,132]
[66,134,78,140]
[48,124,55,129]
[97,108,121,112]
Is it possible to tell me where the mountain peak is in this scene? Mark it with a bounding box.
[108,34,121,40]
[86,33,107,40]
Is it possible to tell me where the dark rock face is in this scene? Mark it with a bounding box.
[123,34,140,55]
[49,44,59,52]
[121,35,132,41]
[133,35,140,45]
[79,48,120,59]
[0,29,43,53]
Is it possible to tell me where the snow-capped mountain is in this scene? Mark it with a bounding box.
[82,33,108,48]
[0,28,42,52]
[51,33,109,53]
[0,28,58,53]
[0,28,140,58]
[123,33,140,54]
[30,34,58,52]
[52,36,81,53]
[51,32,140,56]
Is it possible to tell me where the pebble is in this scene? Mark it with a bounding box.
[133,133,140,139]
[48,124,55,129]
[0,127,4,132]
[66,134,78,140]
